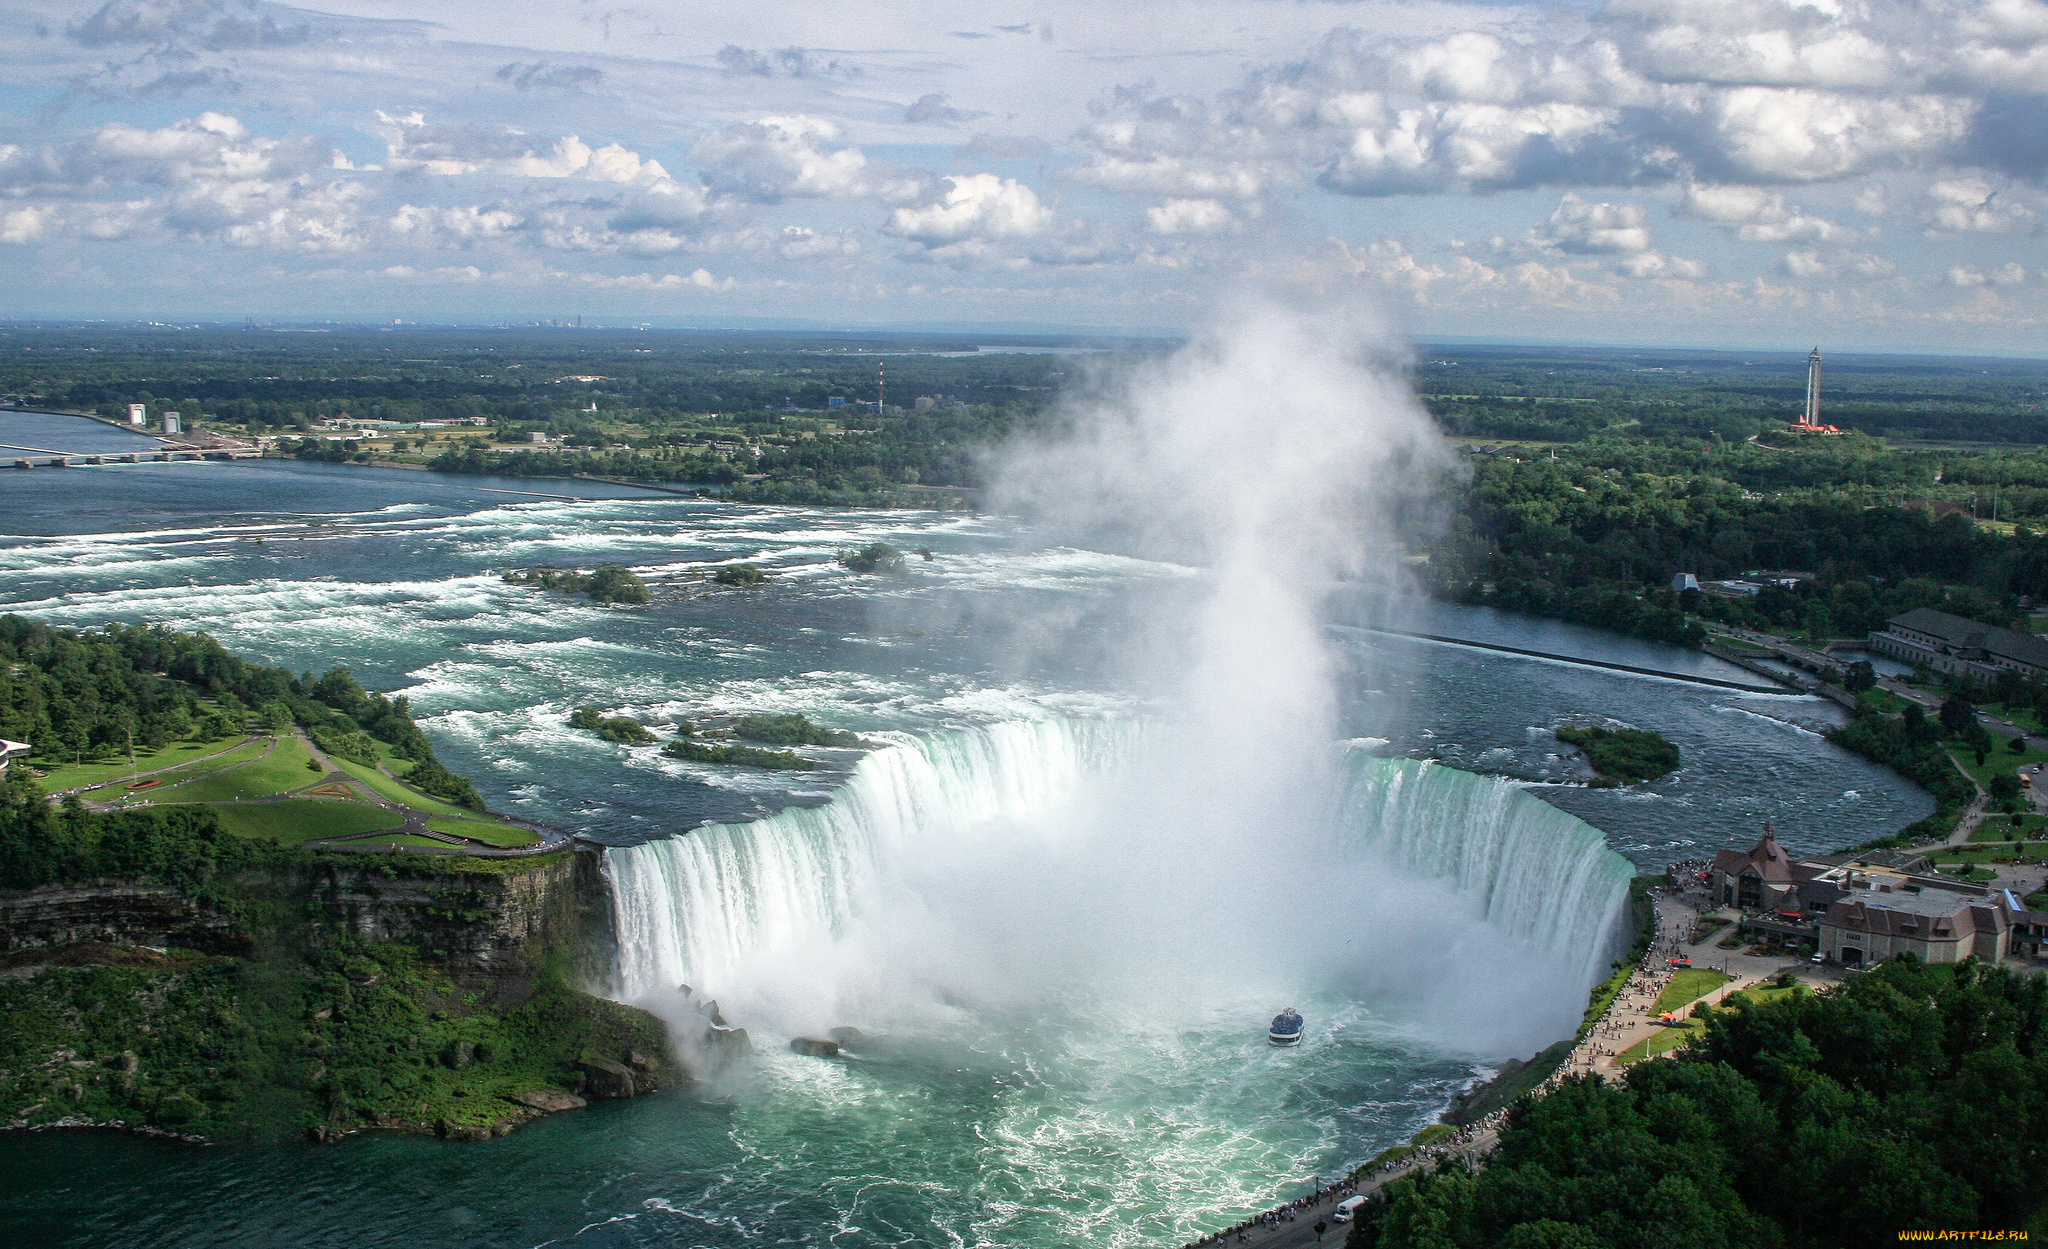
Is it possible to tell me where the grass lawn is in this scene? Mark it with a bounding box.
[331,757,470,817]
[1856,688,1912,716]
[1652,969,1733,1015]
[33,738,253,791]
[425,817,540,848]
[1949,741,2048,792]
[138,737,319,804]
[1980,702,2047,735]
[208,800,403,843]
[1932,843,2041,867]
[1971,813,2047,842]
[1617,1020,1704,1065]
[49,737,272,794]
[371,739,417,778]
[1617,983,1798,1066]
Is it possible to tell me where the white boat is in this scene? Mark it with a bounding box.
[1268,1008,1303,1047]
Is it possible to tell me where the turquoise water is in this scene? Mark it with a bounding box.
[0,450,1929,1247]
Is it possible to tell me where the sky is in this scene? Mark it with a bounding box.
[0,0,2044,351]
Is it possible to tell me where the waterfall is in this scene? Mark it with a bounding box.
[607,719,1633,1007]
[606,717,1135,1000]
[1330,756,1633,986]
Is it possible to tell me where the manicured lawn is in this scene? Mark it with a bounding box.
[1971,813,2047,842]
[371,739,417,778]
[208,800,404,844]
[33,738,250,791]
[1617,1020,1703,1065]
[1652,969,1732,1015]
[1855,688,1912,716]
[331,757,470,817]
[1949,742,2048,792]
[1617,983,1797,1066]
[1980,702,2047,735]
[46,737,270,793]
[139,737,319,804]
[425,818,540,848]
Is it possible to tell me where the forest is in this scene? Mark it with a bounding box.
[0,616,481,818]
[1345,957,2048,1247]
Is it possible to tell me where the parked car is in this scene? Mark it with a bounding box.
[1811,952,1826,964]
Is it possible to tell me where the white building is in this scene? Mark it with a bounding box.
[162,411,181,435]
[127,403,146,426]
[0,739,31,775]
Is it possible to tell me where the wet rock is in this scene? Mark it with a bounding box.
[708,1025,753,1057]
[789,1037,840,1058]
[627,1050,656,1073]
[511,1088,587,1113]
[447,1040,477,1069]
[579,1056,637,1099]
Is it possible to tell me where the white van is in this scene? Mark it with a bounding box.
[1333,1196,1367,1223]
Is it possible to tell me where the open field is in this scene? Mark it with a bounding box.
[1651,969,1732,1015]
[332,757,471,817]
[209,800,405,843]
[136,737,318,804]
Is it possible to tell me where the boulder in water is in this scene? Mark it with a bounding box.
[708,1025,753,1057]
[579,1056,638,1098]
[789,1037,840,1058]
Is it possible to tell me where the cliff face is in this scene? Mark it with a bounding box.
[0,879,240,956]
[0,847,617,1003]
[305,848,615,1001]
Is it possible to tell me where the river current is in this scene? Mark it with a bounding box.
[0,452,1928,1248]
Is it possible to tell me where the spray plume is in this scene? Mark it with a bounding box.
[610,293,1628,1061]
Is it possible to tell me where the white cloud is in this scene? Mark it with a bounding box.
[376,112,668,182]
[1924,178,2036,233]
[696,116,924,203]
[1945,262,2028,286]
[885,174,1052,250]
[1530,192,1654,255]
[1678,183,1853,241]
[1144,198,1234,234]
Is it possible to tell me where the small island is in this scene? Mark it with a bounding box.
[1555,725,1680,786]
[838,542,906,575]
[657,713,865,771]
[568,707,656,744]
[713,563,767,587]
[502,565,651,605]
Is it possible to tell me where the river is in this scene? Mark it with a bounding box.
[0,451,1927,1248]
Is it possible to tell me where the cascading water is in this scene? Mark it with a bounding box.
[1331,754,1632,986]
[607,717,1136,1001]
[607,717,1632,1051]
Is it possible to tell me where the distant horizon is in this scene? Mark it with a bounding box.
[3,316,2047,365]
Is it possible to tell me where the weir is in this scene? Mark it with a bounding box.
[605,719,1633,1005]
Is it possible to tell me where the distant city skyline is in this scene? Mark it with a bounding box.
[2,0,2045,352]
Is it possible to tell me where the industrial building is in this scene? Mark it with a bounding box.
[1867,607,2048,681]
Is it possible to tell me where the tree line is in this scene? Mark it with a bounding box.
[1347,956,2048,1248]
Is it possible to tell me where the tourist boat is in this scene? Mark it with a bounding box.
[1268,1008,1304,1047]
